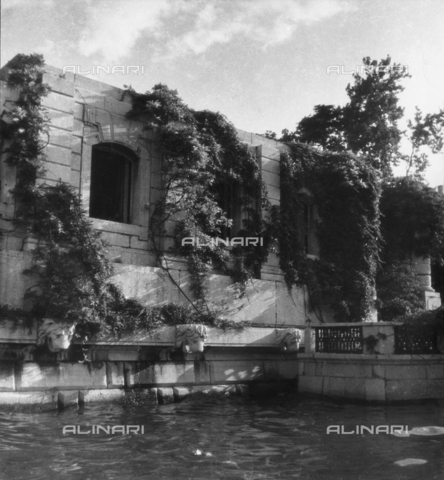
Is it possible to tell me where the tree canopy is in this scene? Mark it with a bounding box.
[272,56,444,180]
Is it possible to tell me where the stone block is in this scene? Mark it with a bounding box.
[304,362,317,377]
[0,391,58,411]
[155,363,195,384]
[101,232,130,248]
[105,98,132,116]
[344,377,366,399]
[372,364,385,379]
[205,327,278,348]
[427,364,444,379]
[46,108,74,130]
[71,135,82,154]
[42,91,74,113]
[260,272,283,283]
[0,318,37,343]
[236,129,253,143]
[106,362,125,387]
[275,361,298,380]
[262,170,280,188]
[276,284,307,326]
[72,119,84,136]
[79,389,125,404]
[363,325,395,354]
[322,377,332,396]
[324,363,371,378]
[70,169,80,189]
[18,363,107,390]
[74,74,104,93]
[130,236,149,250]
[329,377,345,397]
[58,390,78,409]
[110,264,180,306]
[45,144,72,166]
[71,152,81,170]
[365,378,386,402]
[0,362,15,390]
[194,361,211,384]
[40,161,72,183]
[73,87,105,109]
[266,185,280,203]
[42,72,75,96]
[125,362,195,386]
[210,361,264,383]
[107,349,139,362]
[125,362,155,386]
[260,143,281,161]
[18,363,59,389]
[104,85,132,103]
[298,362,304,376]
[0,250,36,309]
[263,361,278,380]
[295,376,323,394]
[425,291,442,310]
[386,379,431,401]
[207,275,277,324]
[158,387,174,404]
[385,365,427,380]
[173,386,191,401]
[428,379,444,398]
[59,363,107,388]
[73,102,83,120]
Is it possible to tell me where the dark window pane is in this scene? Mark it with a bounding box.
[89,145,133,223]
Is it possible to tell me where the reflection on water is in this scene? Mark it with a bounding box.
[0,393,443,479]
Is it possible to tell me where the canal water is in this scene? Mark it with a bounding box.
[0,393,443,479]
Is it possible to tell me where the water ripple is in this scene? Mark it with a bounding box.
[0,394,443,479]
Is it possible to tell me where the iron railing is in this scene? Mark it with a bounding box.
[315,326,363,353]
[394,326,439,354]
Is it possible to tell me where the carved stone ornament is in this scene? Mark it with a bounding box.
[37,318,76,352]
[175,324,208,354]
[277,328,302,352]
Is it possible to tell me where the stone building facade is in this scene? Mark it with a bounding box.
[0,62,321,327]
[0,60,442,410]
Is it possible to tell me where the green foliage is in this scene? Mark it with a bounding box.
[376,261,424,321]
[280,55,443,180]
[0,304,34,330]
[380,177,444,264]
[279,143,381,322]
[395,307,444,353]
[1,54,50,209]
[126,84,275,302]
[2,56,257,338]
[374,177,444,321]
[402,108,444,177]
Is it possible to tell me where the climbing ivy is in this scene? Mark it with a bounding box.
[279,143,381,322]
[125,84,275,304]
[0,55,266,338]
[1,53,386,337]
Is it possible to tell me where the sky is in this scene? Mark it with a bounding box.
[1,0,443,187]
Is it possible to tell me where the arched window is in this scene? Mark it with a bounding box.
[89,143,137,223]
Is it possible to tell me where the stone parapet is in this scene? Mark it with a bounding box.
[298,353,444,402]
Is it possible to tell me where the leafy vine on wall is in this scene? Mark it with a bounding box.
[0,54,273,338]
[278,143,381,322]
[1,53,388,340]
[125,84,276,305]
